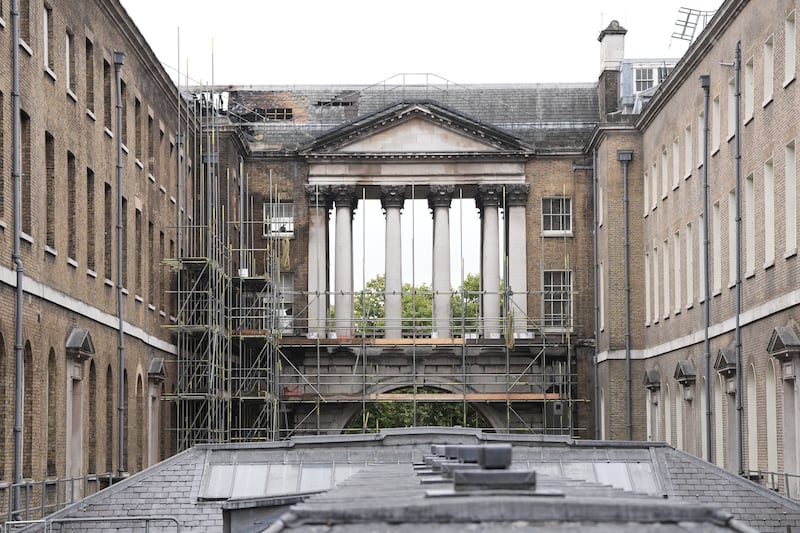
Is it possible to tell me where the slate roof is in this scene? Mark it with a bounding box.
[222,82,600,153]
[26,428,800,532]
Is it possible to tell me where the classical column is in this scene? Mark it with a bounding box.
[506,184,529,335]
[306,185,331,339]
[381,185,406,339]
[333,185,358,338]
[478,185,502,338]
[429,185,454,339]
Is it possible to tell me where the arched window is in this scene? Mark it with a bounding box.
[23,342,33,479]
[714,374,725,468]
[746,364,758,474]
[47,350,58,477]
[105,365,114,474]
[88,361,97,474]
[766,359,778,473]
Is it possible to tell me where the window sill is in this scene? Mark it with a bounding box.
[713,289,722,297]
[148,304,156,312]
[726,133,735,143]
[45,245,57,258]
[66,90,77,103]
[44,67,56,82]
[159,310,167,318]
[785,248,797,259]
[86,269,97,279]
[104,127,113,139]
[0,17,6,29]
[784,76,796,89]
[135,159,144,169]
[764,259,775,270]
[674,308,681,316]
[86,109,96,121]
[121,143,129,154]
[542,231,573,238]
[121,287,129,296]
[67,257,78,269]
[104,278,114,287]
[672,182,680,191]
[744,115,754,126]
[170,195,176,205]
[159,185,167,195]
[19,40,32,57]
[728,281,736,290]
[135,295,144,303]
[697,162,704,171]
[745,269,755,279]
[684,172,692,180]
[148,173,155,183]
[763,96,774,108]
[711,146,720,157]
[686,303,693,310]
[20,232,33,245]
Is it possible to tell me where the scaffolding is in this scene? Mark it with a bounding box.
[164,79,589,450]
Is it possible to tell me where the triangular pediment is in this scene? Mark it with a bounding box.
[65,326,94,361]
[768,325,800,358]
[714,346,736,375]
[304,101,528,155]
[674,359,696,383]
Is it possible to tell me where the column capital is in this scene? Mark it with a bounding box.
[427,184,454,210]
[305,185,332,209]
[505,184,530,207]
[380,185,406,210]
[331,184,358,210]
[476,184,502,210]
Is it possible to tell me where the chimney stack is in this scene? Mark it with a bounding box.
[598,20,627,118]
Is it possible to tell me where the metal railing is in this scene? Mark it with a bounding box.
[747,469,800,499]
[0,473,115,526]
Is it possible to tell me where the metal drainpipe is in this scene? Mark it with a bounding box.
[590,149,600,440]
[618,150,634,441]
[11,0,24,517]
[733,41,744,476]
[700,74,713,463]
[114,51,126,477]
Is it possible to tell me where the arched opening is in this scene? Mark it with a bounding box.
[675,383,683,450]
[88,361,97,474]
[344,386,491,431]
[23,341,33,479]
[105,365,114,474]
[0,333,5,480]
[665,383,672,446]
[136,374,144,472]
[699,377,708,460]
[47,349,58,477]
[766,359,778,474]
[714,374,725,468]
[746,364,758,474]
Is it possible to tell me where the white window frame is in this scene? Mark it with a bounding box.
[263,201,295,238]
[786,11,797,86]
[541,197,572,237]
[542,270,572,330]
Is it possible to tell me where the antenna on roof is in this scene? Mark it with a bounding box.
[671,7,716,45]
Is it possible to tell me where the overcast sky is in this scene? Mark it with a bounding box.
[120,0,722,288]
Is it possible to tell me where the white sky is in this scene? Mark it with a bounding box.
[120,0,721,289]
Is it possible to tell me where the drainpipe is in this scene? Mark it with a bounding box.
[11,0,24,517]
[700,74,712,463]
[618,150,634,441]
[591,149,600,440]
[114,51,126,477]
[733,41,743,476]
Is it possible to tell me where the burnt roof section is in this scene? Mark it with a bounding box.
[223,81,600,153]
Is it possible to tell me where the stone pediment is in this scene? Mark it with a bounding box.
[304,101,529,156]
[768,325,800,359]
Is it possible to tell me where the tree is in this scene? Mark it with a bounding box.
[451,273,481,334]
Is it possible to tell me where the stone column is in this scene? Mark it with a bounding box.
[429,185,454,339]
[306,185,331,339]
[506,184,529,335]
[478,185,502,338]
[333,185,358,338]
[381,185,406,339]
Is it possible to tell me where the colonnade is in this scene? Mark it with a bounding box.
[306,183,529,340]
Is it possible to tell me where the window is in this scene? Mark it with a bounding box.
[673,231,681,313]
[68,151,76,259]
[148,115,155,176]
[274,273,295,333]
[787,141,797,254]
[134,98,142,161]
[727,78,736,139]
[121,81,127,146]
[765,158,775,265]
[745,174,755,274]
[635,68,655,92]
[661,148,668,198]
[21,111,31,235]
[697,110,705,167]
[264,201,295,237]
[712,95,720,152]
[787,12,797,85]
[104,183,112,279]
[764,36,774,104]
[43,5,53,73]
[542,197,572,235]
[684,124,693,177]
[599,262,605,331]
[103,60,111,131]
[713,201,721,293]
[85,39,94,114]
[86,168,95,271]
[0,91,4,219]
[148,221,154,305]
[698,214,705,302]
[744,57,754,119]
[19,0,29,45]
[66,31,76,95]
[598,185,604,227]
[122,197,128,288]
[645,253,651,325]
[135,209,142,295]
[686,222,694,305]
[663,238,670,318]
[265,107,292,120]
[651,162,658,209]
[728,189,736,285]
[653,245,659,321]
[672,138,680,188]
[643,172,649,216]
[45,132,55,248]
[543,270,571,328]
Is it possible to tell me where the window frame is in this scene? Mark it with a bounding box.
[541,197,572,237]
[263,201,295,238]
